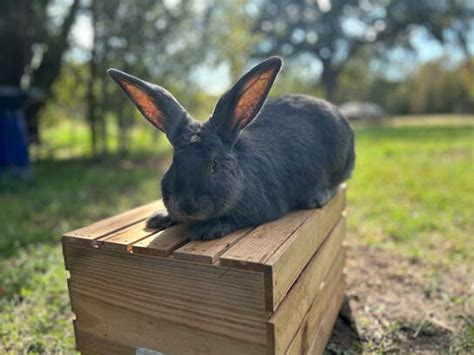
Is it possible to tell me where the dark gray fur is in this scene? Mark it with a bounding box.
[108,57,355,240]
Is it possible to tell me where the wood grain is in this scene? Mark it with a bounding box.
[219,210,313,270]
[219,187,345,272]
[268,219,346,354]
[220,188,345,313]
[72,292,267,355]
[75,327,135,355]
[173,228,253,264]
[131,223,190,257]
[62,201,163,245]
[95,220,159,252]
[65,243,267,345]
[307,279,346,355]
[63,185,348,354]
[285,272,346,355]
[266,190,345,311]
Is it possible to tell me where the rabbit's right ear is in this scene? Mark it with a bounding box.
[107,69,191,145]
[209,57,282,147]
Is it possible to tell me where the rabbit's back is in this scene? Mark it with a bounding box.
[241,94,354,183]
[234,94,354,220]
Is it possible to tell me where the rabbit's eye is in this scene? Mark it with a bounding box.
[211,158,218,174]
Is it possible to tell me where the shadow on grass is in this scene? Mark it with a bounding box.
[0,152,170,258]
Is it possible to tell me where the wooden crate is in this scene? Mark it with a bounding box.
[62,186,347,355]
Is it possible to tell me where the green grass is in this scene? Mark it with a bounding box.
[1,116,473,353]
[33,119,171,159]
[0,156,170,353]
[348,123,474,271]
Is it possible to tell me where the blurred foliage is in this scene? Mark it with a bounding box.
[407,58,473,113]
[1,0,473,155]
[0,0,79,87]
[0,0,81,143]
[252,0,473,99]
[207,0,262,77]
[335,55,474,114]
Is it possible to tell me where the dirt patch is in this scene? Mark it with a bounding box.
[326,243,474,353]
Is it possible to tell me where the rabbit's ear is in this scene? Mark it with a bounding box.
[209,56,282,146]
[107,69,191,144]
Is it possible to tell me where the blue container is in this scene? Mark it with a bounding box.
[0,86,31,180]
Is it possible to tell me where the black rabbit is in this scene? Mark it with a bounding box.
[107,57,355,240]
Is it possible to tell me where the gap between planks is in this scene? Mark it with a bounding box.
[173,228,255,264]
[62,201,164,245]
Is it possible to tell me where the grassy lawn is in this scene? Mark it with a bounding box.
[1,115,473,353]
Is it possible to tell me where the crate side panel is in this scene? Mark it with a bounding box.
[285,274,346,355]
[75,328,135,355]
[72,292,267,355]
[69,276,266,342]
[268,237,346,355]
[65,243,267,345]
[307,278,346,355]
[267,189,345,311]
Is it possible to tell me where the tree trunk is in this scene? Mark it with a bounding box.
[321,60,339,102]
[0,0,36,85]
[32,0,81,97]
[87,1,98,157]
[116,101,130,156]
[26,0,81,145]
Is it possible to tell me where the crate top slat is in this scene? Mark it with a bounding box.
[63,201,164,244]
[173,228,254,264]
[132,223,190,256]
[96,220,158,252]
[62,185,346,274]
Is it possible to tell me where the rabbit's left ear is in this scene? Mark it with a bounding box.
[209,56,282,146]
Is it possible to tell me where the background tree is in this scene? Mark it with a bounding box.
[251,0,472,101]
[0,0,81,143]
[81,0,212,157]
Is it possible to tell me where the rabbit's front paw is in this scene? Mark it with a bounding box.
[306,187,337,208]
[146,210,176,230]
[189,219,238,241]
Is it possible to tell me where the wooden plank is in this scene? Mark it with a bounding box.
[265,188,345,311]
[220,186,345,272]
[219,210,313,270]
[268,224,346,355]
[132,223,190,257]
[71,292,267,355]
[173,228,253,264]
[62,200,164,245]
[65,243,267,345]
[285,273,346,355]
[61,238,70,271]
[95,220,159,252]
[307,279,346,355]
[68,274,266,344]
[75,327,135,355]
